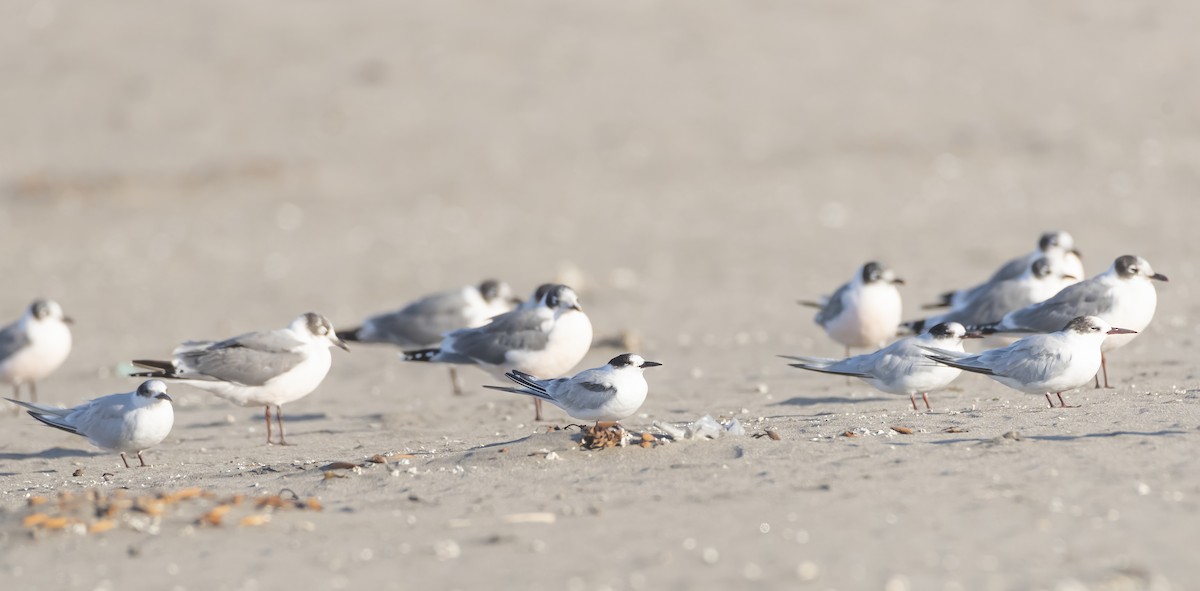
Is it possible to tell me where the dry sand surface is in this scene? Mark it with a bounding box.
[2,1,1200,590]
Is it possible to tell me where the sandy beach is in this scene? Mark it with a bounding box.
[2,1,1199,589]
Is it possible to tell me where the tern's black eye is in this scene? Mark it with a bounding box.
[479,279,500,301]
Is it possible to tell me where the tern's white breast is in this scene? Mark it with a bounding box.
[81,397,175,453]
[0,320,72,384]
[995,334,1104,394]
[1098,280,1157,353]
[504,311,593,378]
[824,283,902,350]
[183,345,332,407]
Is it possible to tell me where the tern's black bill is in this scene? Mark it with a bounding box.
[641,361,663,368]
[1106,328,1137,335]
[1151,273,1169,282]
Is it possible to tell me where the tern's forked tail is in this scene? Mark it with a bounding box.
[129,359,179,379]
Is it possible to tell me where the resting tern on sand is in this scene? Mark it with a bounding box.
[921,316,1135,408]
[0,298,73,405]
[8,380,174,468]
[339,279,519,393]
[972,255,1166,388]
[484,353,660,423]
[924,230,1084,310]
[904,258,1077,334]
[131,313,348,445]
[403,284,593,421]
[801,261,904,357]
[782,322,975,411]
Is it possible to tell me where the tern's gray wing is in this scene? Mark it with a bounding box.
[940,279,1038,327]
[814,282,851,326]
[1000,280,1111,333]
[547,369,618,412]
[366,291,473,346]
[973,335,1066,380]
[849,338,933,379]
[70,394,132,430]
[0,322,30,362]
[443,309,549,366]
[176,330,306,386]
[986,254,1032,284]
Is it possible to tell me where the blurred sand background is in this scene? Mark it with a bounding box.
[1,1,1199,589]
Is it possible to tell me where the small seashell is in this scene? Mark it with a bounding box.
[23,513,50,528]
[42,517,72,530]
[239,514,272,527]
[88,519,116,534]
[197,505,231,527]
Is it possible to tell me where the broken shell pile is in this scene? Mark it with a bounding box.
[653,415,745,440]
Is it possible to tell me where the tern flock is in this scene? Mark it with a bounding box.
[1,230,1170,466]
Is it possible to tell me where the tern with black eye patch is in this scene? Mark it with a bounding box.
[131,313,348,445]
[7,380,174,468]
[404,284,592,421]
[926,230,1085,310]
[972,255,1167,388]
[801,261,904,357]
[339,279,519,393]
[921,316,1136,408]
[783,322,975,410]
[484,353,661,423]
[0,298,73,405]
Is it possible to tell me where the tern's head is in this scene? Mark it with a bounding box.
[925,322,971,343]
[1063,316,1136,338]
[523,283,556,308]
[608,353,662,371]
[1027,257,1076,281]
[294,312,350,351]
[860,262,904,286]
[1112,255,1168,283]
[478,279,520,306]
[137,379,172,402]
[1038,231,1077,253]
[28,299,72,325]
[541,285,583,314]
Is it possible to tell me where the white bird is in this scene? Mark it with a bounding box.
[802,261,904,356]
[404,284,593,421]
[904,258,1077,334]
[339,279,519,393]
[782,322,975,410]
[921,316,1136,408]
[974,255,1167,388]
[0,298,73,404]
[926,230,1085,310]
[484,353,660,422]
[7,380,174,468]
[131,313,348,445]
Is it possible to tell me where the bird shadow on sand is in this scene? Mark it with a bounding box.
[773,395,891,406]
[0,446,97,462]
[187,412,327,429]
[931,429,1189,446]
